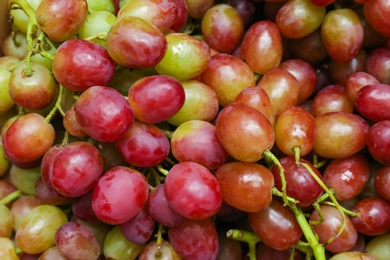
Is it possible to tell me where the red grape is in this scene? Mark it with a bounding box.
[92,166,149,225]
[74,85,135,142]
[168,218,219,260]
[164,161,222,220]
[119,207,155,245]
[52,39,116,92]
[216,161,274,213]
[366,120,390,165]
[356,83,390,122]
[374,166,390,201]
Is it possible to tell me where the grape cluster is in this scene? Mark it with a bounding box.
[1,0,390,259]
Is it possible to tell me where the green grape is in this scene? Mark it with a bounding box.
[9,0,41,34]
[365,233,390,260]
[0,204,12,238]
[15,204,68,254]
[0,237,18,260]
[0,67,14,114]
[104,225,145,260]
[9,165,41,195]
[87,0,115,14]
[0,140,10,178]
[79,11,117,47]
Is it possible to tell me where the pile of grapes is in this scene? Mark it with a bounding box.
[1,0,390,259]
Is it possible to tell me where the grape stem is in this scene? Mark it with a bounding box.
[0,190,22,205]
[300,162,347,247]
[263,149,288,206]
[226,229,260,260]
[290,205,326,260]
[45,84,65,123]
[293,146,301,165]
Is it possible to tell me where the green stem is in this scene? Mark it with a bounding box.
[226,229,260,260]
[300,162,346,247]
[156,223,164,245]
[263,149,288,206]
[155,164,169,176]
[290,205,326,260]
[321,201,358,217]
[293,146,301,165]
[83,32,108,42]
[0,190,22,205]
[11,0,37,25]
[45,84,64,123]
[272,187,298,206]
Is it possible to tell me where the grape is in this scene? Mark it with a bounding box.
[351,196,390,236]
[216,161,274,213]
[310,205,358,253]
[15,205,68,254]
[1,32,28,60]
[35,0,88,42]
[215,102,275,162]
[365,233,390,260]
[321,8,363,63]
[375,165,390,201]
[364,0,390,38]
[272,157,324,207]
[128,75,185,124]
[171,120,229,170]
[106,16,167,68]
[10,195,44,230]
[38,246,68,260]
[274,106,316,157]
[257,68,299,117]
[50,141,103,198]
[72,190,100,223]
[366,47,390,85]
[186,0,215,19]
[329,251,376,260]
[0,139,10,178]
[103,225,145,260]
[230,0,256,29]
[86,0,115,13]
[147,184,184,228]
[155,33,211,81]
[201,53,256,107]
[345,71,380,105]
[234,86,275,126]
[78,11,118,47]
[10,165,41,195]
[240,20,283,75]
[323,154,370,201]
[0,237,19,260]
[74,85,134,142]
[139,240,182,260]
[170,0,188,32]
[117,0,178,32]
[276,0,326,39]
[312,84,354,117]
[63,107,88,138]
[167,80,219,126]
[9,61,57,110]
[35,177,73,206]
[164,161,222,220]
[55,221,100,260]
[366,121,390,165]
[201,4,244,54]
[0,67,14,114]
[168,218,219,260]
[3,113,55,165]
[313,112,369,159]
[249,199,303,251]
[92,166,149,225]
[52,40,116,93]
[119,207,155,245]
[356,83,390,122]
[0,204,12,238]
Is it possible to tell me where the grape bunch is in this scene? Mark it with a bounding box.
[0,0,390,259]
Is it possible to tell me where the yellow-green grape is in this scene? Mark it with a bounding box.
[9,165,41,195]
[0,237,19,260]
[15,204,68,254]
[0,67,14,114]
[0,204,12,238]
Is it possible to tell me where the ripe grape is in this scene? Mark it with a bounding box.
[119,207,155,245]
[92,166,149,225]
[55,221,100,260]
[115,120,170,167]
[215,102,275,162]
[35,0,88,42]
[138,240,181,260]
[216,161,274,213]
[164,161,222,220]
[74,85,135,142]
[168,218,219,260]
